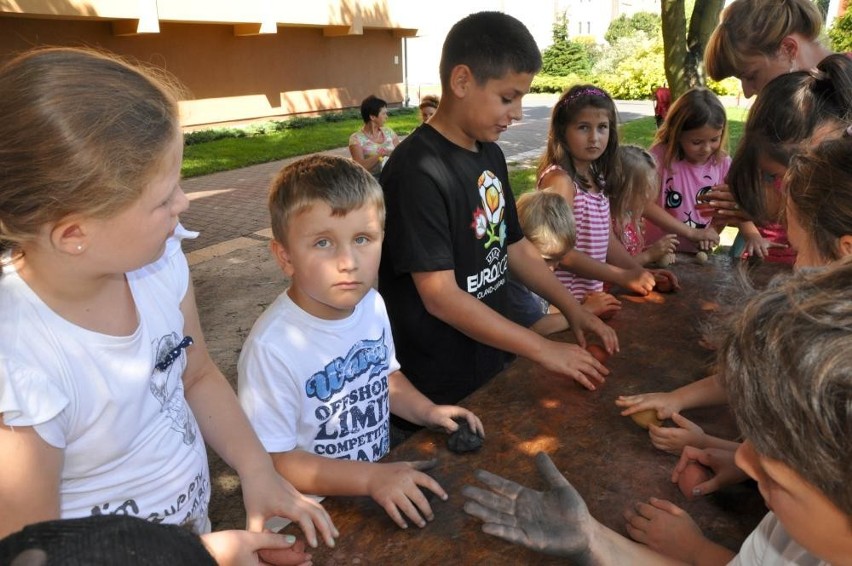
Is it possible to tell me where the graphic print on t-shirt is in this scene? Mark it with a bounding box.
[663,174,711,229]
[306,332,391,462]
[467,170,509,300]
[150,332,197,445]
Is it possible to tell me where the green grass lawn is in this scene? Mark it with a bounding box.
[181,109,422,178]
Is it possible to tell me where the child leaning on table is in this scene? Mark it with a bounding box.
[0,47,336,564]
[506,190,587,335]
[464,258,852,565]
[378,11,616,421]
[237,155,484,531]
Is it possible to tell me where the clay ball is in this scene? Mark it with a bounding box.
[678,461,713,500]
[447,418,483,453]
[629,409,662,430]
[695,251,709,264]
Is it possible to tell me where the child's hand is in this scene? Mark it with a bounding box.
[581,291,621,319]
[688,227,720,250]
[538,341,609,391]
[366,460,446,529]
[648,269,680,291]
[671,446,747,497]
[425,405,484,438]
[201,530,312,566]
[565,307,620,354]
[645,234,679,262]
[240,466,338,549]
[615,392,680,420]
[739,231,787,259]
[623,498,706,563]
[648,413,706,454]
[618,268,655,295]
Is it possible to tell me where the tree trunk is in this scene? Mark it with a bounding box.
[661,0,724,99]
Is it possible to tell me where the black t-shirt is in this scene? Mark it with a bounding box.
[378,125,523,405]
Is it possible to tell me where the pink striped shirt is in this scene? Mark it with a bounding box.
[538,164,609,301]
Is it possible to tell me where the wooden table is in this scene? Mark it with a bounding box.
[285,254,790,564]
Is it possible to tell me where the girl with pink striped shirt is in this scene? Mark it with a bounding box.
[536,85,662,315]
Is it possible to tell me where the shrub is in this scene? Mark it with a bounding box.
[828,11,852,52]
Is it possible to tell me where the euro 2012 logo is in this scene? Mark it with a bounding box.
[470,170,507,249]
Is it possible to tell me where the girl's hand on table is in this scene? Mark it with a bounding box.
[202,530,312,566]
[617,268,655,296]
[645,235,679,263]
[240,467,338,549]
[366,460,445,530]
[671,446,747,497]
[648,269,680,291]
[615,392,680,420]
[462,452,596,559]
[581,291,622,319]
[648,413,705,455]
[538,341,608,391]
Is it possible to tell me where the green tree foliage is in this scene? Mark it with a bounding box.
[542,40,592,76]
[604,11,662,44]
[593,34,666,99]
[828,11,852,52]
[541,11,593,76]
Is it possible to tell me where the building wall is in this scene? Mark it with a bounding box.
[0,1,412,126]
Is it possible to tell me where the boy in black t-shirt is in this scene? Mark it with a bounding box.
[378,12,618,422]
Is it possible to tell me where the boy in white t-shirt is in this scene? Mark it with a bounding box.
[238,155,484,530]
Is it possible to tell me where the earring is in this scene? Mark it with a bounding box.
[76,245,83,252]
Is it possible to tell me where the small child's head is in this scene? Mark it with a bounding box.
[268,155,385,319]
[0,47,182,253]
[705,0,824,97]
[783,139,852,268]
[720,260,852,563]
[608,145,659,224]
[515,191,575,269]
[653,87,727,170]
[541,84,619,190]
[727,54,852,223]
[418,94,440,123]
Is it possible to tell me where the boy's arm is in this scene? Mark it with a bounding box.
[270,449,445,530]
[387,371,484,436]
[412,269,609,390]
[180,280,337,547]
[529,313,569,336]
[508,238,618,352]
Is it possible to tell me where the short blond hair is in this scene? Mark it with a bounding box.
[515,191,575,258]
[268,155,385,246]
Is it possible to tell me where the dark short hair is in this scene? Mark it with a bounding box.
[439,11,541,88]
[360,94,387,123]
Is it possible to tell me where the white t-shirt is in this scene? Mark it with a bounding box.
[0,227,210,533]
[238,288,400,463]
[729,512,828,566]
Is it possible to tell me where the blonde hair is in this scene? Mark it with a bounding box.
[418,95,440,111]
[516,191,575,257]
[652,87,728,171]
[705,0,824,81]
[0,47,181,251]
[609,145,658,249]
[269,155,385,245]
